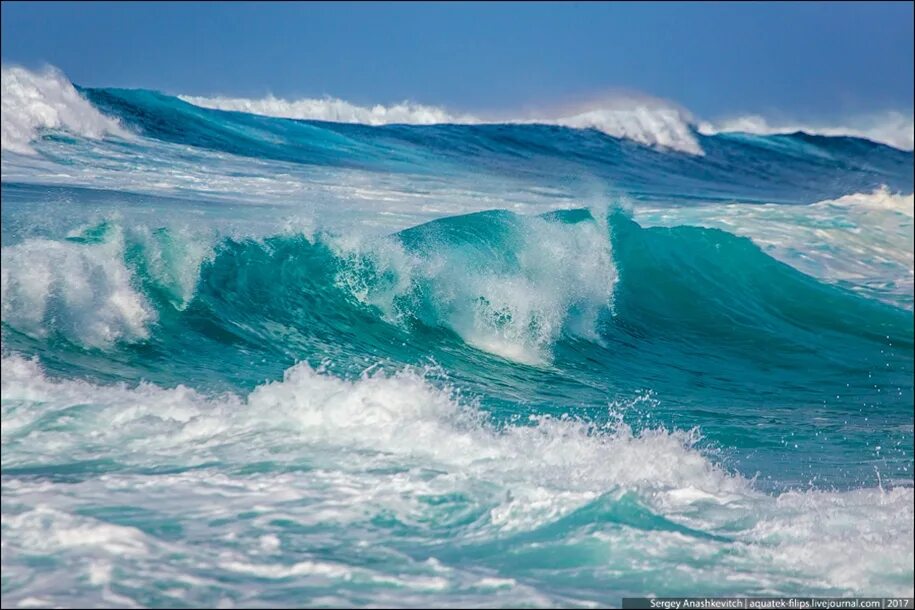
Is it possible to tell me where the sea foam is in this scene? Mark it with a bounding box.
[1,65,128,155]
[0,229,154,347]
[3,353,913,602]
[332,210,617,364]
[180,92,704,154]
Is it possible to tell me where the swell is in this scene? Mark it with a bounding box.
[79,87,913,203]
[2,64,911,203]
[4,209,910,379]
[633,188,915,308]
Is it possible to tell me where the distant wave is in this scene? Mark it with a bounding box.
[544,98,702,155]
[3,64,912,157]
[181,92,704,154]
[178,93,477,127]
[698,112,914,151]
[0,65,129,155]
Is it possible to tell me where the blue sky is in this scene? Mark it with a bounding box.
[2,1,912,120]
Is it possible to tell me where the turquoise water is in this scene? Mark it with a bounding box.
[2,68,913,607]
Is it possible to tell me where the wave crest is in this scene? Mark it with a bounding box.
[698,111,915,151]
[0,226,154,347]
[178,93,477,126]
[1,65,128,155]
[333,209,617,364]
[0,222,213,347]
[180,91,703,154]
[550,97,702,155]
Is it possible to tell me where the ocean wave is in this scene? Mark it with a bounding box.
[547,97,702,155]
[0,65,129,155]
[3,64,912,210]
[182,91,704,154]
[0,352,744,522]
[0,210,617,363]
[2,353,912,605]
[0,221,213,347]
[698,111,915,151]
[4,64,912,161]
[3,208,910,363]
[0,224,154,347]
[178,93,477,127]
[333,209,617,364]
[633,187,915,307]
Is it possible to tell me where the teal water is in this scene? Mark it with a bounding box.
[2,67,913,607]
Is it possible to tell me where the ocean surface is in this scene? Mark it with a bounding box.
[1,65,913,608]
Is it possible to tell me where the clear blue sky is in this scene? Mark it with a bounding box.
[2,1,913,120]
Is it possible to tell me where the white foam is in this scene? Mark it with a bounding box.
[2,355,742,568]
[179,93,476,126]
[181,92,703,154]
[2,354,912,598]
[220,559,353,580]
[1,227,155,347]
[549,97,703,155]
[1,65,129,155]
[131,225,214,310]
[15,598,53,609]
[740,486,914,594]
[698,111,915,151]
[0,353,739,518]
[1,222,217,347]
[819,186,914,216]
[332,212,617,364]
[2,507,149,556]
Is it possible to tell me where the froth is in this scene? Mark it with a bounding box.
[1,353,736,503]
[550,98,703,155]
[3,354,913,600]
[3,352,644,509]
[181,92,704,154]
[1,228,154,347]
[1,65,128,155]
[179,93,477,126]
[0,222,214,347]
[333,211,617,364]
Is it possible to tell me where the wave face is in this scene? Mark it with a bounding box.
[2,66,914,607]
